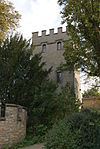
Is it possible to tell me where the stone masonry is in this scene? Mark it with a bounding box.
[82,97,100,109]
[32,27,81,99]
[0,104,27,148]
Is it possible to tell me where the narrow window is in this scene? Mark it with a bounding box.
[57,71,62,83]
[42,44,46,52]
[17,107,22,121]
[57,42,62,50]
[1,100,6,117]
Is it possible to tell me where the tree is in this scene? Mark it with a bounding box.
[55,83,80,120]
[0,0,21,42]
[83,87,100,98]
[58,0,100,77]
[0,34,57,131]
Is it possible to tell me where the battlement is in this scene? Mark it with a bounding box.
[32,27,69,46]
[32,27,64,37]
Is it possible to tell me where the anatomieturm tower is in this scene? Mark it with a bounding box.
[32,27,81,99]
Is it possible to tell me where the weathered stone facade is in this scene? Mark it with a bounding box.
[0,104,27,148]
[32,27,81,99]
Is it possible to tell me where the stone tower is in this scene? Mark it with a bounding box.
[32,27,81,99]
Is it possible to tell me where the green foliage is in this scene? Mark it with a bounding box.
[0,34,49,105]
[83,87,100,98]
[0,34,57,131]
[3,134,43,149]
[55,83,80,119]
[27,83,79,134]
[44,119,71,149]
[0,0,21,42]
[45,109,100,149]
[27,80,57,130]
[58,0,100,77]
[34,124,47,137]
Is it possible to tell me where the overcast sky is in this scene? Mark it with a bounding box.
[10,0,66,39]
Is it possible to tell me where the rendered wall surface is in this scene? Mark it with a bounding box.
[0,104,27,148]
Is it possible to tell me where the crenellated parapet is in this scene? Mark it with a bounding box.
[32,27,69,46]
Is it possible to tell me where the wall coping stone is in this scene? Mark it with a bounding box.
[0,117,6,121]
[0,103,27,110]
[82,96,100,101]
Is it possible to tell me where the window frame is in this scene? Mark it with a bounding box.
[42,44,46,53]
[0,101,6,118]
[57,71,62,83]
[57,41,62,50]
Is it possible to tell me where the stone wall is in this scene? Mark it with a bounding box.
[0,104,27,148]
[32,27,69,46]
[82,97,100,109]
[32,27,81,99]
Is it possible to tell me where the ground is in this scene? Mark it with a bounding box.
[21,143,44,149]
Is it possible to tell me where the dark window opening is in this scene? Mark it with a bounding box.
[57,71,62,83]
[17,107,22,121]
[57,42,62,50]
[42,44,46,52]
[1,100,6,117]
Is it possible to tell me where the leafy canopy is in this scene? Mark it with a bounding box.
[0,0,21,42]
[0,34,80,131]
[0,34,52,105]
[83,87,100,98]
[0,34,58,130]
[58,0,100,77]
[55,83,80,119]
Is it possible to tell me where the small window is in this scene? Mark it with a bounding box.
[17,107,22,121]
[57,71,62,83]
[42,44,46,52]
[1,100,6,117]
[57,42,62,50]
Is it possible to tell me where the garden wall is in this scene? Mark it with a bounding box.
[0,104,27,148]
[82,97,100,109]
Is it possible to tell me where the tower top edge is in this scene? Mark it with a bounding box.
[32,27,67,37]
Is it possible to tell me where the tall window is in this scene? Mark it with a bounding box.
[0,100,6,117]
[42,44,46,52]
[57,71,62,83]
[57,42,62,50]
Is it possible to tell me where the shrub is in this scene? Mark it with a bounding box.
[44,109,100,149]
[82,87,100,98]
[44,119,72,149]
[55,83,80,120]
